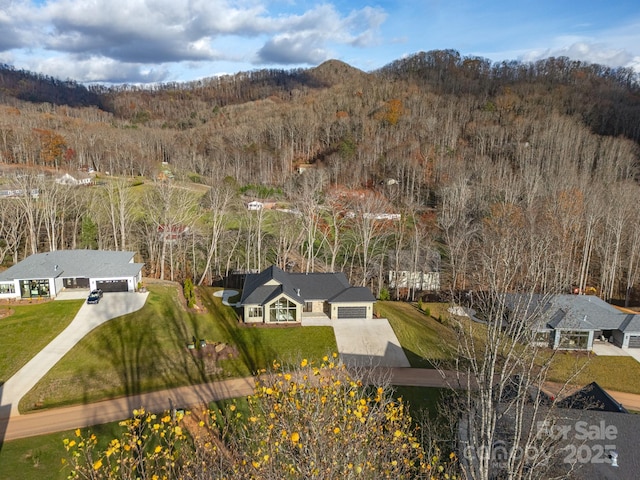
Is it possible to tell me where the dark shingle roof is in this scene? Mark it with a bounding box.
[558,382,628,413]
[329,286,376,303]
[240,265,375,305]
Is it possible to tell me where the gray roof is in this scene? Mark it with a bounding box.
[240,265,375,306]
[329,286,376,303]
[0,250,143,281]
[505,293,640,333]
[511,294,640,333]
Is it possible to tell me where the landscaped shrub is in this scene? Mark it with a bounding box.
[378,287,390,301]
[183,278,196,308]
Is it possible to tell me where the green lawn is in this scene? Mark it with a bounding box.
[20,285,336,411]
[375,301,457,368]
[0,422,126,480]
[0,300,82,384]
[1,298,463,480]
[548,351,640,395]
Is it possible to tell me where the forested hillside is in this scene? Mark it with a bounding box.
[1,50,639,304]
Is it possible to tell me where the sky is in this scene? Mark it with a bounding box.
[0,0,639,85]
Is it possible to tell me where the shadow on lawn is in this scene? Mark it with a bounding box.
[82,285,254,414]
[198,287,267,376]
[0,382,8,454]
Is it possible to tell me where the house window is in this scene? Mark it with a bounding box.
[269,298,297,322]
[558,330,590,349]
[304,302,313,313]
[248,306,263,318]
[19,279,50,298]
[0,283,15,294]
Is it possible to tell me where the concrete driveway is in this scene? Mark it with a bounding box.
[0,291,149,416]
[331,318,410,368]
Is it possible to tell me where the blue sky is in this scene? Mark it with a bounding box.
[0,0,638,84]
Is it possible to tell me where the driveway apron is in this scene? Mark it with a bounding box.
[332,318,410,368]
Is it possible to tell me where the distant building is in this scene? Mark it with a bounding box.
[246,200,264,211]
[55,173,92,186]
[157,224,190,242]
[387,249,441,292]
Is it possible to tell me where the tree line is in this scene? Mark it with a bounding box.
[0,51,639,303]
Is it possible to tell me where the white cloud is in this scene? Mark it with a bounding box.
[256,4,385,65]
[520,40,638,72]
[33,55,170,83]
[0,0,386,82]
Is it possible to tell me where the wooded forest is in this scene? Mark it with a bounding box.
[1,50,640,304]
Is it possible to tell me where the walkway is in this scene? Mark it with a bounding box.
[0,291,149,416]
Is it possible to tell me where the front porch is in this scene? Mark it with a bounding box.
[301,311,332,326]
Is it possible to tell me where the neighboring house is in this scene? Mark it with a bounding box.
[484,388,639,480]
[0,188,40,199]
[239,265,376,323]
[55,173,92,186]
[246,200,278,211]
[509,294,640,351]
[557,381,627,413]
[387,249,441,291]
[363,213,401,221]
[0,250,144,299]
[157,224,190,242]
[246,200,263,211]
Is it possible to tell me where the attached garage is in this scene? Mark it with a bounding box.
[96,279,129,292]
[627,335,640,348]
[337,306,367,319]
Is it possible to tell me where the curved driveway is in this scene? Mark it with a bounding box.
[0,291,149,416]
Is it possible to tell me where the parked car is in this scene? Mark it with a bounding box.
[87,289,103,304]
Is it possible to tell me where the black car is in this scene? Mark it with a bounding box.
[87,289,103,304]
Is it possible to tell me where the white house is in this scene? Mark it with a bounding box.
[246,201,264,211]
[0,250,144,299]
[387,249,441,291]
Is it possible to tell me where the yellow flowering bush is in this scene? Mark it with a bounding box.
[64,358,458,479]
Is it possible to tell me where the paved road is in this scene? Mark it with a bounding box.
[0,377,254,441]
[0,369,456,441]
[2,367,640,442]
[0,292,149,416]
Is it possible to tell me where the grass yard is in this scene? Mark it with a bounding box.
[20,284,336,411]
[0,300,82,384]
[375,301,457,368]
[547,352,640,395]
[0,421,126,480]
